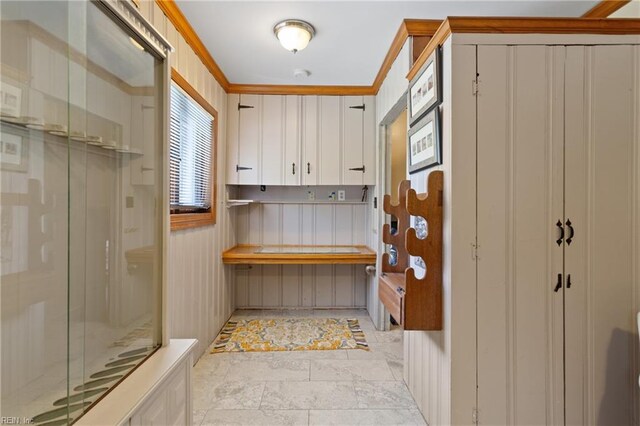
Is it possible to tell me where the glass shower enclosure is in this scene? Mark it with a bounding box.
[0,1,169,423]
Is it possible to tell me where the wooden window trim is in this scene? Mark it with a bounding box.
[170,68,218,231]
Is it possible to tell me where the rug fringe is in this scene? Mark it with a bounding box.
[347,319,369,350]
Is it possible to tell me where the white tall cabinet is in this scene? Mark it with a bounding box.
[401,20,640,426]
[476,42,639,425]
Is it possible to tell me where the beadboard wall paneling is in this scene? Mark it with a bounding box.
[139,1,235,362]
[402,40,478,426]
[371,40,411,330]
[232,203,369,308]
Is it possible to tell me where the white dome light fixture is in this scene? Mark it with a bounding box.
[273,19,315,54]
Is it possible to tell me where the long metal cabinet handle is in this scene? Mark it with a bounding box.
[349,166,365,172]
[236,165,252,171]
[554,273,562,292]
[556,220,564,246]
[567,274,572,289]
[566,219,574,245]
[292,163,296,175]
[307,162,310,174]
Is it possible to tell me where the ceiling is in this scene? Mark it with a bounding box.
[176,1,599,86]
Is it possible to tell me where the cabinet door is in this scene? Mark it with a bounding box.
[476,45,565,426]
[284,95,301,186]
[319,96,341,185]
[343,95,365,185]
[564,45,639,426]
[226,93,240,184]
[362,96,376,185]
[302,96,319,185]
[261,95,284,185]
[237,94,261,184]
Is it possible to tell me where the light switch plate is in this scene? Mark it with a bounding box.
[338,190,345,201]
[307,191,315,201]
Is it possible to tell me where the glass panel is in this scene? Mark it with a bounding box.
[67,1,163,422]
[1,1,71,422]
[1,1,164,423]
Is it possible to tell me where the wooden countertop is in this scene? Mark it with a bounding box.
[222,244,377,265]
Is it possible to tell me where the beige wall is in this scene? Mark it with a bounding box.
[136,1,235,361]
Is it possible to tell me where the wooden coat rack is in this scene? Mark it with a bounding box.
[378,172,444,330]
[405,170,444,330]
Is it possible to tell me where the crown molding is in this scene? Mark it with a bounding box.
[227,84,375,96]
[155,2,442,96]
[156,0,230,90]
[407,16,640,81]
[582,0,630,17]
[371,19,442,95]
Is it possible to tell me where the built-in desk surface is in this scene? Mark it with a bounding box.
[222,245,376,265]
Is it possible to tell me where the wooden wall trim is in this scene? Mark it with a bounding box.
[227,84,375,96]
[582,0,631,17]
[371,19,442,95]
[156,0,230,90]
[407,16,640,80]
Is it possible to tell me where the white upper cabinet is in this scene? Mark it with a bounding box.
[226,93,262,184]
[302,96,319,185]
[283,96,301,186]
[342,96,375,185]
[229,94,375,186]
[318,96,342,185]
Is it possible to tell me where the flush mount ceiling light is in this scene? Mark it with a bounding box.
[273,19,315,54]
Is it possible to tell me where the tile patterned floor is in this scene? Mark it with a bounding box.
[192,309,426,426]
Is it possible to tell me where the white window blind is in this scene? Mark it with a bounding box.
[170,83,213,213]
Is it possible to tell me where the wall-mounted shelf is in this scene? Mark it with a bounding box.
[378,172,444,331]
[226,199,253,208]
[226,199,368,208]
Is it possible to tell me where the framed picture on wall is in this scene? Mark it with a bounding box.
[408,46,441,126]
[1,131,28,173]
[407,107,440,174]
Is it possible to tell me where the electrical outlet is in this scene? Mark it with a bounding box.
[338,190,345,201]
[307,190,315,201]
[328,191,336,201]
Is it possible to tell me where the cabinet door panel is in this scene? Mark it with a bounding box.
[564,45,638,426]
[319,96,341,185]
[363,96,376,185]
[302,96,318,185]
[237,94,261,184]
[226,93,240,184]
[343,96,364,185]
[476,45,564,426]
[261,95,284,185]
[284,95,301,186]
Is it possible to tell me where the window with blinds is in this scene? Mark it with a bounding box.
[169,83,213,214]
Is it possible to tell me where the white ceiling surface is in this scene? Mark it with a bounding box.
[176,1,598,86]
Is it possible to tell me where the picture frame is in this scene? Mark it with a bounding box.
[408,46,441,126]
[0,82,22,118]
[407,107,441,175]
[0,130,28,173]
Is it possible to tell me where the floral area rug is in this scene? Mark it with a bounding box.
[211,318,369,353]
